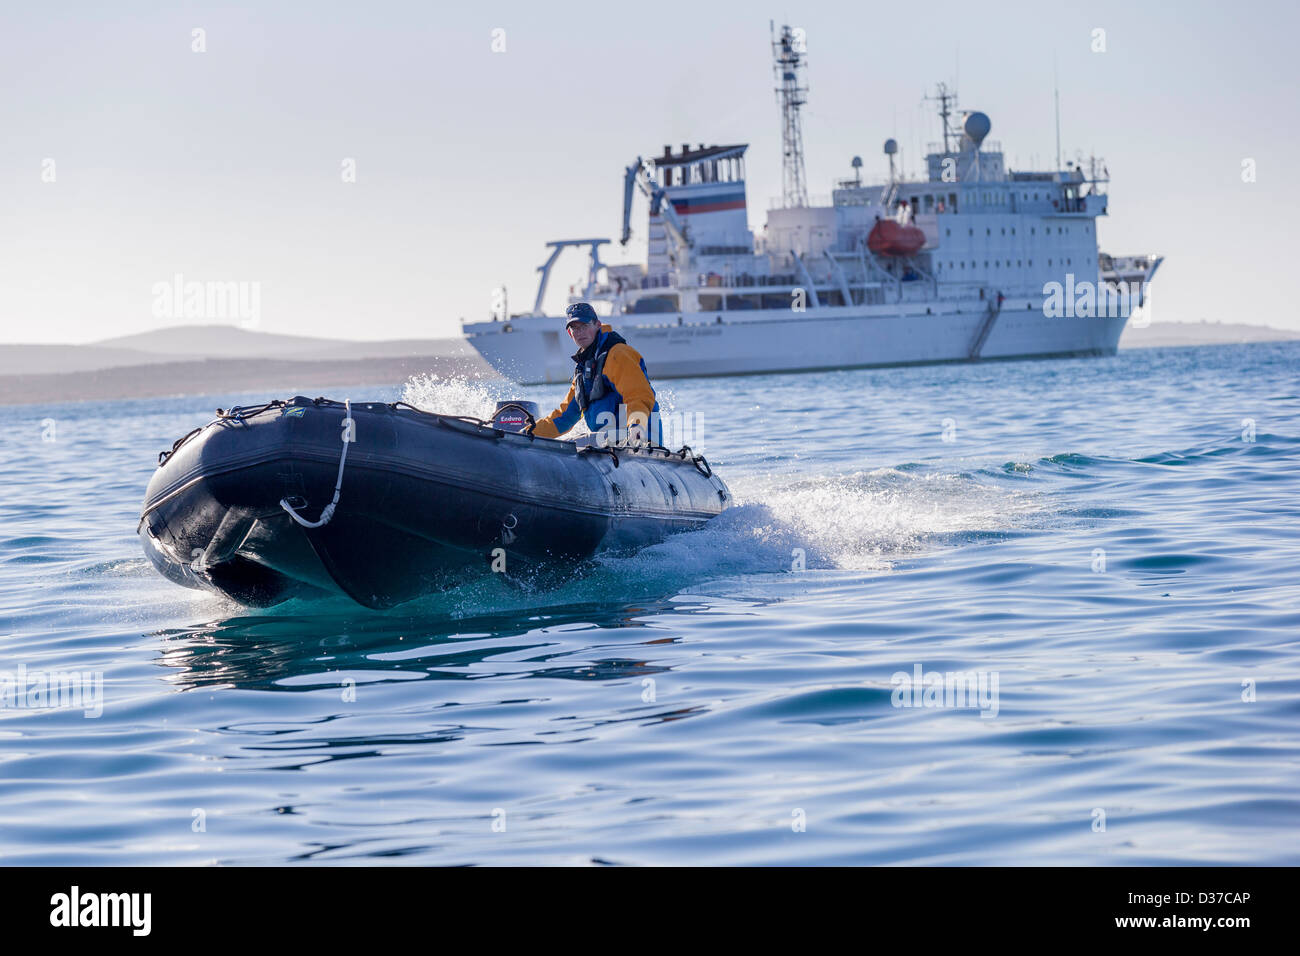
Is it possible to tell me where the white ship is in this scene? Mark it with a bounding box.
[463,25,1162,385]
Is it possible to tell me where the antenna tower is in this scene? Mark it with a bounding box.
[771,22,809,208]
[925,83,958,154]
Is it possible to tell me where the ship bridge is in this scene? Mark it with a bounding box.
[646,143,756,284]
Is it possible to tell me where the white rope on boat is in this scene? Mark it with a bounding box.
[281,399,353,529]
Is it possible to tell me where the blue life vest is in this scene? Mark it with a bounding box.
[571,329,661,443]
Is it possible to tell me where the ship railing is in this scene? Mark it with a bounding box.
[699,268,810,289]
[926,141,1003,156]
[636,274,676,290]
[1100,254,1158,276]
[768,194,832,209]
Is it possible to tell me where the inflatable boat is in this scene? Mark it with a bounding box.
[138,396,730,608]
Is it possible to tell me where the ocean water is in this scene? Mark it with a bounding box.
[1,342,1298,865]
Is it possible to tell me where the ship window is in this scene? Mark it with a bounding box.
[946,228,951,237]
[1031,228,1036,235]
[969,229,973,236]
[1011,228,1015,235]
[1001,228,1005,235]
[960,262,965,269]
[1048,259,1052,265]
[971,260,975,267]
[1034,193,1039,200]
[986,228,991,236]
[949,192,957,210]
[1028,259,1033,266]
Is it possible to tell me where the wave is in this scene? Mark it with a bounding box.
[400,374,514,419]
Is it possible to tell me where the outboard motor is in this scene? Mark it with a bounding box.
[492,400,539,433]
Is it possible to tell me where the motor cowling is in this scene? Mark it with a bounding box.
[492,400,539,433]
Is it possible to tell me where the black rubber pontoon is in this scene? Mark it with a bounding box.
[139,396,730,608]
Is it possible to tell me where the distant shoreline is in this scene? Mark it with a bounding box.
[1118,320,1300,350]
[0,355,496,407]
[2,322,1296,407]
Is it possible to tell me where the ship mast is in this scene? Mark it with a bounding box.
[926,82,957,155]
[771,22,809,208]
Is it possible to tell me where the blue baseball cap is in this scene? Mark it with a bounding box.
[564,302,599,326]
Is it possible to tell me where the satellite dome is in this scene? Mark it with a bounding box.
[963,112,991,147]
[883,138,898,155]
[851,155,863,168]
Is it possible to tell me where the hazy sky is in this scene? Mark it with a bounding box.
[2,0,1297,344]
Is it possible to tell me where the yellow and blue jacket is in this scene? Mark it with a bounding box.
[531,325,661,444]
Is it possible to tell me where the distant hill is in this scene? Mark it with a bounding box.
[93,325,355,357]
[0,354,497,406]
[0,324,495,403]
[1,324,476,376]
[1120,320,1300,349]
[0,344,191,376]
[93,324,477,360]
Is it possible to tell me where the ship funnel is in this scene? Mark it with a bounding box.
[963,112,991,147]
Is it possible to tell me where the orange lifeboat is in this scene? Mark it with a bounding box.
[867,219,926,257]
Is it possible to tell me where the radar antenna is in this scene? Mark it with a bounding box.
[771,22,809,208]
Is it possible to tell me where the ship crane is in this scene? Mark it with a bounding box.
[621,157,695,278]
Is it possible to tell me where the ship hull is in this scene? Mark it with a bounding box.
[465,298,1132,384]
